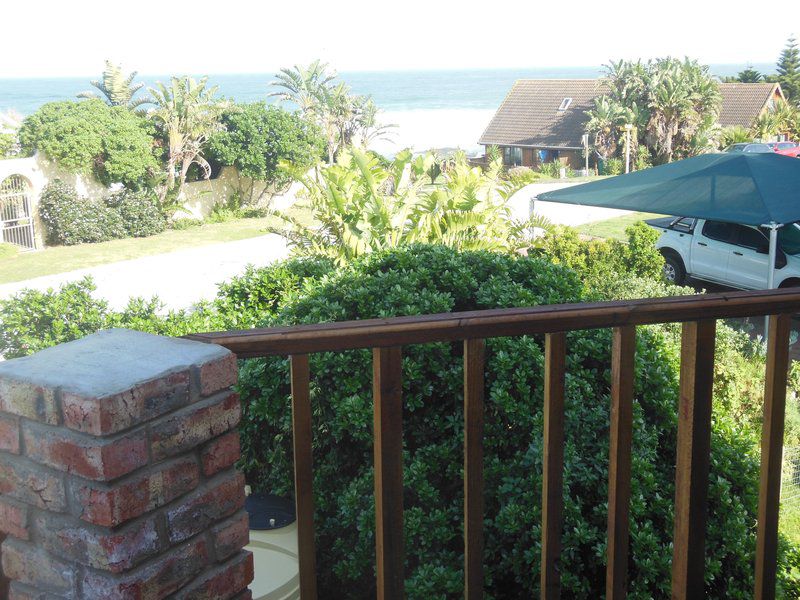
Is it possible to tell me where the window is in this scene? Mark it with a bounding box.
[734,225,768,251]
[670,217,696,233]
[702,220,735,243]
[503,146,523,167]
[557,98,572,111]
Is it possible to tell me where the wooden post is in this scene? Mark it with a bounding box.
[671,320,716,599]
[291,354,317,600]
[755,313,792,600]
[541,332,566,600]
[373,346,404,600]
[464,339,486,600]
[606,326,636,600]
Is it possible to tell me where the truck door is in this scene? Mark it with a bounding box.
[691,220,734,282]
[725,225,770,289]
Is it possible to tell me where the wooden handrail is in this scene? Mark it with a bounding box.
[191,289,800,600]
[186,288,800,357]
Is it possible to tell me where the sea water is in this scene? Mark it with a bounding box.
[0,65,772,155]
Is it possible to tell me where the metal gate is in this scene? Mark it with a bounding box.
[0,175,36,250]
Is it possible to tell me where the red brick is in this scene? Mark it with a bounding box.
[36,512,160,573]
[0,413,20,454]
[72,456,200,527]
[198,353,238,397]
[173,550,253,600]
[0,378,59,425]
[0,458,66,511]
[166,471,246,544]
[211,511,249,561]
[201,431,241,477]
[81,537,208,599]
[23,422,148,481]
[62,371,190,436]
[1,538,75,594]
[0,497,29,540]
[151,392,240,461]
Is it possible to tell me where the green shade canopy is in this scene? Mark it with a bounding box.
[537,153,800,226]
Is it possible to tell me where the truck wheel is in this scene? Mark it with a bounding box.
[663,254,685,285]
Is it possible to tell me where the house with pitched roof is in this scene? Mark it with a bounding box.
[479,80,785,169]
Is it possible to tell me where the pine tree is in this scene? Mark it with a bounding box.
[777,36,800,103]
[736,66,763,83]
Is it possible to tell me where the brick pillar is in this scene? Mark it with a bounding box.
[0,329,253,599]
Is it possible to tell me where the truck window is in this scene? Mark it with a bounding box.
[702,221,735,243]
[778,223,800,255]
[671,217,696,232]
[734,225,768,251]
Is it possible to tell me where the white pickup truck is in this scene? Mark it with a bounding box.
[649,217,800,289]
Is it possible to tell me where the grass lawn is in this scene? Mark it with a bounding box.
[575,211,662,241]
[0,204,312,284]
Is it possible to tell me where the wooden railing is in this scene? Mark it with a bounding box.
[188,287,800,600]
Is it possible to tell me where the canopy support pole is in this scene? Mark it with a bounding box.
[764,222,782,342]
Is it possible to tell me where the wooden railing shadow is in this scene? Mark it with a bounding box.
[188,288,800,600]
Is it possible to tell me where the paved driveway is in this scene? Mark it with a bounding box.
[0,234,290,311]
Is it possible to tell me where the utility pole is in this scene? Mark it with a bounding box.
[624,124,633,174]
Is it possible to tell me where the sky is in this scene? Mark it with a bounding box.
[2,0,800,78]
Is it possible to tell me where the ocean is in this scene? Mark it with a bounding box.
[0,64,774,155]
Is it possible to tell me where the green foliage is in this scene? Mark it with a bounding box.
[588,58,721,164]
[104,188,166,237]
[635,145,652,171]
[778,36,800,103]
[18,100,159,188]
[538,222,663,289]
[603,157,624,175]
[77,60,149,112]
[230,244,768,598]
[169,217,204,230]
[0,133,16,158]
[38,181,125,245]
[206,102,324,200]
[538,160,563,178]
[486,144,501,163]
[504,166,541,186]
[720,125,753,148]
[269,148,546,264]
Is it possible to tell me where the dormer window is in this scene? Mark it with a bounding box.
[558,98,572,111]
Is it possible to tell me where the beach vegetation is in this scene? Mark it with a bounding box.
[18,99,160,189]
[147,76,227,207]
[77,60,150,113]
[585,58,721,165]
[38,180,126,246]
[206,102,325,203]
[267,148,547,264]
[777,36,800,103]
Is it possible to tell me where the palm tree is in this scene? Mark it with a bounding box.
[585,96,631,160]
[147,76,226,202]
[78,61,149,113]
[269,60,336,117]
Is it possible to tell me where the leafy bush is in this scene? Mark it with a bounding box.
[104,189,166,237]
[538,222,663,289]
[206,102,324,203]
[38,181,125,245]
[0,133,17,158]
[538,160,562,178]
[504,166,541,186]
[604,157,624,175]
[169,217,204,230]
[18,100,159,189]
[232,245,769,598]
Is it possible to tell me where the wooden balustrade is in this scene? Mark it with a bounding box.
[187,288,800,600]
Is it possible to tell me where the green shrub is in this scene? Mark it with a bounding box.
[233,244,767,599]
[169,217,204,230]
[604,157,624,175]
[38,181,125,245]
[504,166,541,186]
[538,160,562,178]
[104,189,166,237]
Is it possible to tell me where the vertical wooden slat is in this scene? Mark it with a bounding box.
[606,325,636,600]
[290,354,317,600]
[671,319,716,600]
[755,313,792,600]
[464,339,486,600]
[373,346,404,600]
[541,332,566,600]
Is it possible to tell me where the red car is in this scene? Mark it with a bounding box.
[768,141,800,157]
